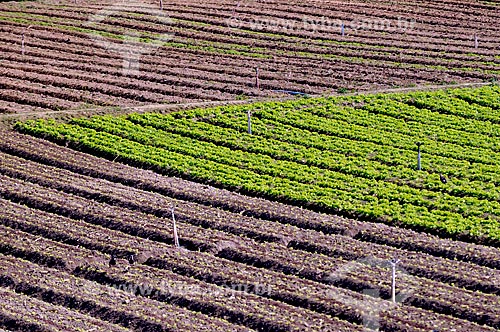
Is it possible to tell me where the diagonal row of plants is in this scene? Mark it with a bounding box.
[399,87,500,124]
[3,129,498,271]
[68,116,500,219]
[205,100,500,167]
[179,104,500,183]
[135,108,500,192]
[0,150,496,296]
[327,86,500,138]
[1,180,497,331]
[257,101,500,160]
[298,97,500,151]
[127,112,500,201]
[448,85,500,110]
[15,119,500,245]
[351,86,500,125]
[359,98,500,140]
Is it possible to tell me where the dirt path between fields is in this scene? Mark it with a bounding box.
[0,81,493,127]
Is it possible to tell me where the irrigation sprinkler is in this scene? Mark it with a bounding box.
[388,258,400,304]
[126,49,132,70]
[255,67,260,89]
[171,208,180,248]
[21,25,32,56]
[247,110,252,135]
[416,142,423,171]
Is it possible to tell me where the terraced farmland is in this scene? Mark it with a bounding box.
[0,0,499,115]
[0,84,496,331]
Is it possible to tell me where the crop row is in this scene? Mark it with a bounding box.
[6,0,500,62]
[2,129,498,271]
[89,262,496,332]
[143,253,499,332]
[35,0,500,41]
[1,187,497,329]
[1,149,496,291]
[0,66,140,106]
[129,112,500,202]
[0,87,78,111]
[19,117,498,243]
[0,27,363,93]
[308,93,500,151]
[237,102,500,167]
[2,150,498,295]
[0,254,250,332]
[0,99,43,114]
[296,94,500,151]
[188,103,500,182]
[0,27,264,91]
[11,1,492,50]
[322,85,500,137]
[401,88,500,124]
[94,0,500,56]
[0,195,495,332]
[2,159,498,297]
[2,148,500,318]
[0,3,492,105]
[0,22,446,96]
[182,0,500,36]
[0,153,289,245]
[0,60,191,104]
[0,33,257,99]
[3,6,491,73]
[72,115,500,226]
[0,219,361,332]
[359,94,500,139]
[16,122,500,249]
[0,286,131,332]
[449,85,500,110]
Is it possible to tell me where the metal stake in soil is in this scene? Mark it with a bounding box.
[389,258,400,303]
[247,110,252,135]
[171,208,180,248]
[255,67,260,89]
[21,26,32,56]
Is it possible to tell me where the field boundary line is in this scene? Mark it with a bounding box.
[0,81,493,126]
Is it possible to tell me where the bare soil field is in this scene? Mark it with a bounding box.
[0,0,499,115]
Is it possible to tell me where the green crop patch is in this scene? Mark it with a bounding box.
[16,85,500,246]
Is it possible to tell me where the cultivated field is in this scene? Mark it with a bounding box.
[0,84,499,331]
[0,0,499,331]
[0,0,499,115]
[17,85,500,245]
